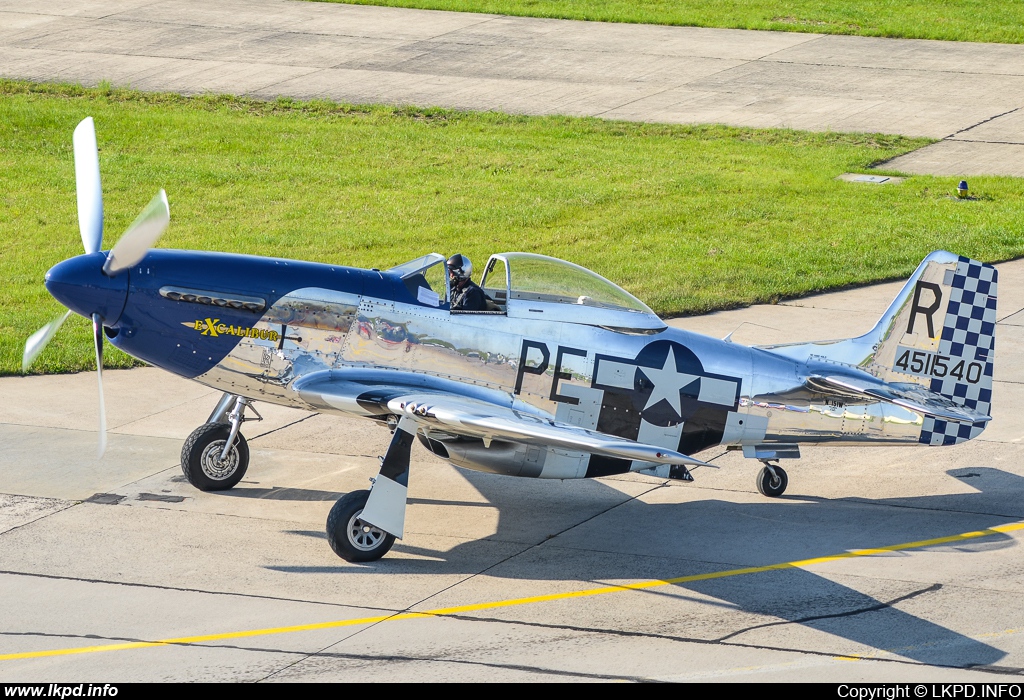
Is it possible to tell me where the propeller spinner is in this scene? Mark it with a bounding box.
[22,117,170,457]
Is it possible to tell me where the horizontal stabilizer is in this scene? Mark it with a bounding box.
[807,374,990,424]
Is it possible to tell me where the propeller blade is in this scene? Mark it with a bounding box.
[93,313,107,458]
[22,310,73,373]
[102,190,169,275]
[73,117,103,255]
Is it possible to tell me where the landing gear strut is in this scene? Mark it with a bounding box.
[181,395,261,491]
[326,416,415,562]
[756,461,788,497]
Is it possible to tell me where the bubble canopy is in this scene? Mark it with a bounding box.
[486,253,654,315]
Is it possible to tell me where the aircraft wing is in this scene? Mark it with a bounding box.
[806,374,991,424]
[294,372,710,467]
[388,394,711,466]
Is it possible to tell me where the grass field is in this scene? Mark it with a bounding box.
[315,0,1024,44]
[2,80,1023,375]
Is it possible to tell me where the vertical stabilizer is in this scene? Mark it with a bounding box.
[758,250,997,446]
[863,253,997,444]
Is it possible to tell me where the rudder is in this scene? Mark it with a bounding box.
[919,256,997,445]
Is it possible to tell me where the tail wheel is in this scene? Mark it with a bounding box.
[756,464,788,497]
[181,423,249,491]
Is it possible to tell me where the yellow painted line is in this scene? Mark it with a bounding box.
[978,627,1021,640]
[4,520,1024,662]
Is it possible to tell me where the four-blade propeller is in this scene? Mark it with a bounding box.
[22,117,170,457]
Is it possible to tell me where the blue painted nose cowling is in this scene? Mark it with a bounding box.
[45,252,129,324]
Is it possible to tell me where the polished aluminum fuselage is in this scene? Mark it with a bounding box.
[192,286,925,455]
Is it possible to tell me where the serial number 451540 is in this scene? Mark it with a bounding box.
[893,346,984,384]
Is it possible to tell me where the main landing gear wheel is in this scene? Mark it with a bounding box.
[756,464,788,497]
[181,422,249,491]
[327,490,396,563]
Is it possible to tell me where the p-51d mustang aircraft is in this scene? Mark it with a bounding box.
[25,118,997,562]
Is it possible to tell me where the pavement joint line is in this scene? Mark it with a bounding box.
[101,0,163,22]
[0,420,179,439]
[948,138,1024,146]
[749,33,826,61]
[8,46,311,71]
[106,393,220,432]
[0,569,393,614]
[591,84,682,119]
[251,70,331,99]
[248,412,318,441]
[946,106,1022,140]
[715,582,943,644]
[760,58,1024,80]
[0,501,78,538]
[421,14,503,43]
[3,519,1023,663]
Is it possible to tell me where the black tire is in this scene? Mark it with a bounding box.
[181,423,249,491]
[756,464,788,497]
[326,490,396,562]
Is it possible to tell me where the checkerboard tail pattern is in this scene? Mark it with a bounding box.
[920,257,997,446]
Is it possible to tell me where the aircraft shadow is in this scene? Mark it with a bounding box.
[222,486,344,502]
[270,465,1022,669]
[225,487,511,508]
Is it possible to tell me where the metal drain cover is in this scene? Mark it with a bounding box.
[837,173,905,184]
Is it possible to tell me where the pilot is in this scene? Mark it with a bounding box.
[447,254,488,311]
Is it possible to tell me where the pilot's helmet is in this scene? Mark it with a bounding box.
[446,254,472,282]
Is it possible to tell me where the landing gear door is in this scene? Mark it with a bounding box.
[480,255,510,312]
